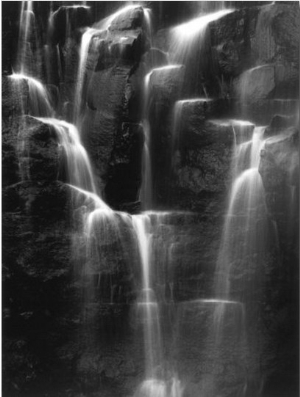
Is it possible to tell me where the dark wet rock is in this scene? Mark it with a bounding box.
[233,98,299,125]
[152,28,172,54]
[108,30,147,63]
[49,5,91,45]
[260,127,299,189]
[264,114,297,138]
[259,127,299,258]
[59,37,80,84]
[93,29,148,70]
[81,108,118,189]
[252,3,300,66]
[210,8,259,77]
[17,117,62,183]
[83,62,145,189]
[105,122,144,209]
[2,2,299,397]
[108,6,144,32]
[274,62,299,98]
[148,65,185,104]
[87,64,131,111]
[2,76,29,120]
[2,181,72,220]
[233,64,275,104]
[3,113,60,187]
[204,119,255,144]
[142,48,169,71]
[173,99,229,146]
[175,143,233,195]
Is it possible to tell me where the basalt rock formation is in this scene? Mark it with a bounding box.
[2,2,299,397]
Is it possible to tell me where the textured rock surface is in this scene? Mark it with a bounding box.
[2,2,299,397]
[233,64,275,104]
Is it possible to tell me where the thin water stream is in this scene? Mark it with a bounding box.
[6,2,297,396]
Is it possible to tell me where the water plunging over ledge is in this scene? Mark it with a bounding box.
[2,2,299,397]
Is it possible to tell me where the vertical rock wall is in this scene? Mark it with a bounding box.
[2,2,299,397]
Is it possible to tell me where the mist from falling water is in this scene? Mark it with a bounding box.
[132,213,184,397]
[132,212,188,397]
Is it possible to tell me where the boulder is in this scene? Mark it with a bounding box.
[147,65,185,104]
[172,99,229,148]
[264,114,297,138]
[260,127,299,189]
[3,114,61,187]
[2,76,29,121]
[48,5,91,45]
[210,7,259,77]
[259,127,299,253]
[233,64,275,104]
[252,3,300,66]
[141,48,169,71]
[205,119,255,144]
[108,6,144,32]
[176,143,233,195]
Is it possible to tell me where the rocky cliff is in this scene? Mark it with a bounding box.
[2,2,299,397]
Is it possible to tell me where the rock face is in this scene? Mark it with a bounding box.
[2,2,299,397]
[233,64,275,104]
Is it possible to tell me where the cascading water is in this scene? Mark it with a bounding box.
[132,212,184,397]
[211,126,269,391]
[10,74,54,117]
[169,9,233,95]
[3,2,299,397]
[170,8,233,63]
[214,126,268,303]
[35,118,98,194]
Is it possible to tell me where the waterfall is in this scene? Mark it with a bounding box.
[17,1,34,75]
[10,74,54,117]
[4,2,298,396]
[132,212,184,396]
[170,9,233,64]
[73,27,101,126]
[35,118,99,195]
[213,127,268,337]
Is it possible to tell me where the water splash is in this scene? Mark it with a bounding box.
[132,212,184,392]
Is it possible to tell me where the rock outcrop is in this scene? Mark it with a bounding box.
[2,2,299,397]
